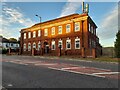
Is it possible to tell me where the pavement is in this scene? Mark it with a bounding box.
[1,55,120,88]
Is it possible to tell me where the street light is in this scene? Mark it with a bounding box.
[35,14,42,55]
[35,14,41,23]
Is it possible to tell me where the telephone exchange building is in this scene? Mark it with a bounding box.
[20,13,102,58]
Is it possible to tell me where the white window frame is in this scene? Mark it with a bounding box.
[66,39,71,49]
[28,43,31,51]
[89,23,91,32]
[91,26,94,34]
[44,29,48,36]
[66,24,71,33]
[58,26,62,34]
[51,40,55,50]
[33,42,36,49]
[75,38,80,49]
[28,32,31,38]
[75,22,80,32]
[58,39,63,49]
[38,30,41,37]
[51,27,55,35]
[23,43,26,51]
[33,31,36,38]
[38,41,41,50]
[24,33,26,39]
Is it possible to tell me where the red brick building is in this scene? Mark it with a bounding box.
[20,13,102,58]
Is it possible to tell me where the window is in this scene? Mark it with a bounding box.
[28,32,31,38]
[33,42,36,49]
[38,41,41,50]
[66,24,71,33]
[38,30,41,37]
[66,39,71,49]
[33,31,36,38]
[75,22,80,32]
[23,43,26,51]
[28,43,31,51]
[51,27,55,35]
[89,39,92,48]
[24,33,26,39]
[51,40,55,50]
[75,38,80,49]
[58,26,62,34]
[91,26,94,34]
[89,23,91,31]
[44,29,48,36]
[58,39,63,49]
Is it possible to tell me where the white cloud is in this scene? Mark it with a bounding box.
[97,4,118,47]
[2,6,34,27]
[1,3,35,39]
[59,0,82,17]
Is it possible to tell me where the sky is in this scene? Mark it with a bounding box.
[0,0,119,47]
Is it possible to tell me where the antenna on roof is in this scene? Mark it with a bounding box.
[82,1,85,13]
[85,3,89,13]
[82,1,89,14]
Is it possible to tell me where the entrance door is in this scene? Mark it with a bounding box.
[44,42,49,54]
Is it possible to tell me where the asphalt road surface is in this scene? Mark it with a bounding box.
[2,55,119,88]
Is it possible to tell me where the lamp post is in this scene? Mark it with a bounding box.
[35,15,42,55]
[36,15,41,23]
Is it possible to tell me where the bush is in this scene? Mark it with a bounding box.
[2,49,8,54]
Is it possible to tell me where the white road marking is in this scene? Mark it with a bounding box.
[7,84,13,87]
[48,67,105,78]
[61,67,81,70]
[93,72,120,75]
[35,63,57,66]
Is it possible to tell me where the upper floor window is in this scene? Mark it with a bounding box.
[44,29,48,36]
[58,26,62,34]
[75,22,80,32]
[58,39,63,49]
[28,32,31,38]
[24,33,26,39]
[51,27,55,35]
[66,38,71,49]
[51,40,55,50]
[33,31,36,38]
[89,23,91,32]
[38,30,41,37]
[66,24,71,33]
[28,43,31,51]
[91,26,94,34]
[75,38,80,49]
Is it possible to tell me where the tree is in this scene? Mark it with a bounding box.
[114,30,120,58]
[9,38,17,42]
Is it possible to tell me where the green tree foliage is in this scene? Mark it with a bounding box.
[115,30,120,58]
[9,38,17,42]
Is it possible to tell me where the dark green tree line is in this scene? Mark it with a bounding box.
[114,30,120,58]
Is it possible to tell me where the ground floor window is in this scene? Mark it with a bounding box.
[23,43,26,51]
[28,43,31,51]
[38,41,41,50]
[33,42,36,49]
[66,39,71,49]
[58,39,63,49]
[75,38,80,49]
[51,40,55,50]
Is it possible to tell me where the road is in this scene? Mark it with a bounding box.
[2,55,119,88]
